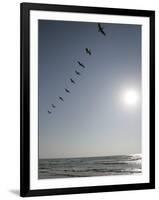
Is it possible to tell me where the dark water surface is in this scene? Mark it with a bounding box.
[39,154,141,179]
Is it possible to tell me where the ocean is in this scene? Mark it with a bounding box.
[38,154,141,179]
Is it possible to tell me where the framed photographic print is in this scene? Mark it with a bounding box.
[20,2,155,197]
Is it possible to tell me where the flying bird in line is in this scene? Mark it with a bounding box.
[75,70,81,76]
[70,78,76,84]
[97,23,106,36]
[77,61,86,68]
[65,88,70,93]
[85,48,92,55]
[48,110,52,114]
[51,104,56,108]
[59,96,64,102]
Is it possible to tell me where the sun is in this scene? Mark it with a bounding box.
[122,89,139,106]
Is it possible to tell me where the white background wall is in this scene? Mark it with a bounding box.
[0,0,158,199]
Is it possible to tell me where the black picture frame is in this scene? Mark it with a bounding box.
[20,2,155,197]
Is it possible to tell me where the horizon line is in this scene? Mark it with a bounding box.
[39,153,141,160]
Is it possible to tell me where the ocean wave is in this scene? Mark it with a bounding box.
[39,154,142,179]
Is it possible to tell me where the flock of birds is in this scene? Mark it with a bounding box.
[47,23,106,114]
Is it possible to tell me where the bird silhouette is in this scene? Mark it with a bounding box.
[70,78,76,84]
[65,88,70,93]
[48,110,52,114]
[98,23,106,36]
[77,61,86,68]
[51,104,56,108]
[59,96,64,102]
[85,48,92,55]
[75,70,81,76]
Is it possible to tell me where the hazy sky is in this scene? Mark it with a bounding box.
[38,20,141,159]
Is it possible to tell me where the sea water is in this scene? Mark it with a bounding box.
[39,154,141,179]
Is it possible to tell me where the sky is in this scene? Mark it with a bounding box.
[38,20,141,159]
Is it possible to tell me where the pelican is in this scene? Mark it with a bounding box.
[77,61,86,68]
[70,78,76,84]
[98,23,106,36]
[75,70,81,76]
[51,104,56,108]
[59,96,64,102]
[85,48,91,55]
[65,88,70,93]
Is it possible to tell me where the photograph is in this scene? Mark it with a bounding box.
[38,20,142,179]
[20,3,155,197]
